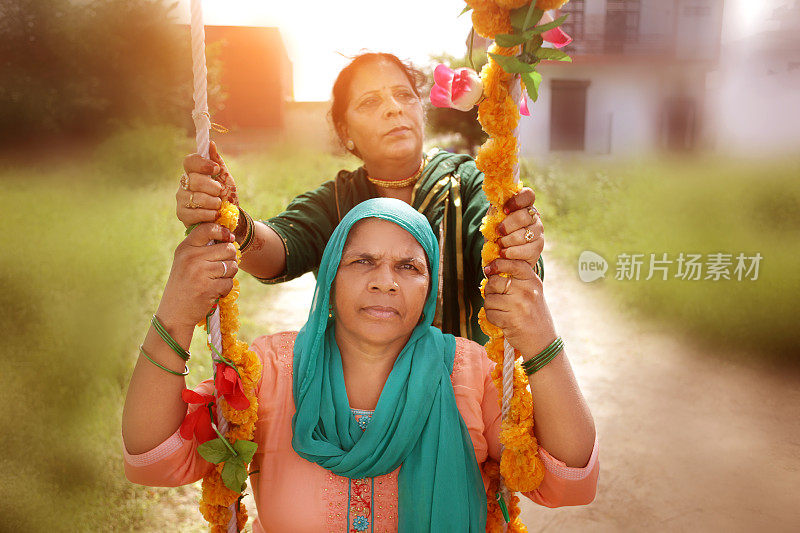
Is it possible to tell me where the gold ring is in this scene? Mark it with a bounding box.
[180,173,190,191]
[185,192,202,209]
[528,206,539,219]
[502,276,512,295]
[524,228,536,243]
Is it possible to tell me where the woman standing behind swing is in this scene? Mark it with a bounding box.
[177,52,544,344]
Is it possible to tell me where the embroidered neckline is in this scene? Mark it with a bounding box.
[351,408,374,431]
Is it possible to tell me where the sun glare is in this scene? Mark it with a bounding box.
[176,0,472,101]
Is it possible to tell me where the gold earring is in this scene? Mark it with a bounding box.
[346,139,355,151]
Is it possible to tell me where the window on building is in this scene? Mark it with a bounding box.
[559,0,585,41]
[605,0,641,53]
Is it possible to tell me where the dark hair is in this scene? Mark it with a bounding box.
[329,52,427,158]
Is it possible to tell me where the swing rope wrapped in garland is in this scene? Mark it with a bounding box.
[188,1,262,531]
[465,0,573,530]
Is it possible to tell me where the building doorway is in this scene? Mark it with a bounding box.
[662,96,697,151]
[550,79,590,151]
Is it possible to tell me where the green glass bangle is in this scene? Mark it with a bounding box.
[525,348,561,375]
[151,315,190,361]
[524,342,563,375]
[523,336,564,376]
[238,208,255,252]
[139,345,189,376]
[523,337,564,371]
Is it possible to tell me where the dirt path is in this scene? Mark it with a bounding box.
[156,243,800,531]
[519,240,800,532]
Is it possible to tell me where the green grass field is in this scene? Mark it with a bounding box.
[522,154,800,366]
[1,127,796,530]
[0,129,355,531]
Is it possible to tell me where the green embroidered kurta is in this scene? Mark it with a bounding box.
[258,149,544,344]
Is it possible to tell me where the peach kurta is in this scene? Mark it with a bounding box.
[124,332,599,532]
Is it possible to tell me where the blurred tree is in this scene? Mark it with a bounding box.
[0,0,223,144]
[423,50,488,156]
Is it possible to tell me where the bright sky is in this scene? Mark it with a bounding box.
[174,0,783,101]
[175,0,473,101]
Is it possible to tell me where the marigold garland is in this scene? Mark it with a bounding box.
[535,0,569,10]
[195,198,262,532]
[472,1,571,527]
[469,1,513,39]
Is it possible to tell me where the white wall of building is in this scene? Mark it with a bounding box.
[706,2,800,155]
[520,64,676,158]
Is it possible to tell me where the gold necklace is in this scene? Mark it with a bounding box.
[367,157,427,189]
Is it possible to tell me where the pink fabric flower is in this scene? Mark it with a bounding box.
[430,64,483,112]
[519,90,530,116]
[540,11,572,49]
[179,389,217,444]
[215,362,251,411]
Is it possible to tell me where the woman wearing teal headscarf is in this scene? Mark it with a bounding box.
[291,198,486,531]
[123,198,599,532]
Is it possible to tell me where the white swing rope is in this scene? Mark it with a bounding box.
[497,74,524,531]
[189,1,239,532]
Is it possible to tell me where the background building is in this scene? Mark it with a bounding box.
[706,0,800,155]
[201,25,292,130]
[519,0,725,157]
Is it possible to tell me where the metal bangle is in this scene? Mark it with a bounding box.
[139,345,190,376]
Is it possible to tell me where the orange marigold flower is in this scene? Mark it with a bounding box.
[501,451,545,491]
[215,200,239,231]
[480,209,504,241]
[478,307,504,339]
[481,61,512,101]
[479,93,520,138]
[226,421,257,441]
[476,136,519,203]
[481,240,501,266]
[495,0,529,8]
[471,3,513,38]
[536,0,570,10]
[203,470,239,507]
[486,337,505,361]
[199,498,231,525]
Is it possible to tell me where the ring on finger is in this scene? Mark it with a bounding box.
[180,173,190,191]
[186,192,202,209]
[524,228,536,243]
[221,262,228,278]
[528,205,539,218]
[502,276,512,295]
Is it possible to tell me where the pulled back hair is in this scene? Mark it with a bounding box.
[329,53,427,158]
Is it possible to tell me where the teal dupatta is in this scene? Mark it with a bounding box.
[291,198,487,531]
